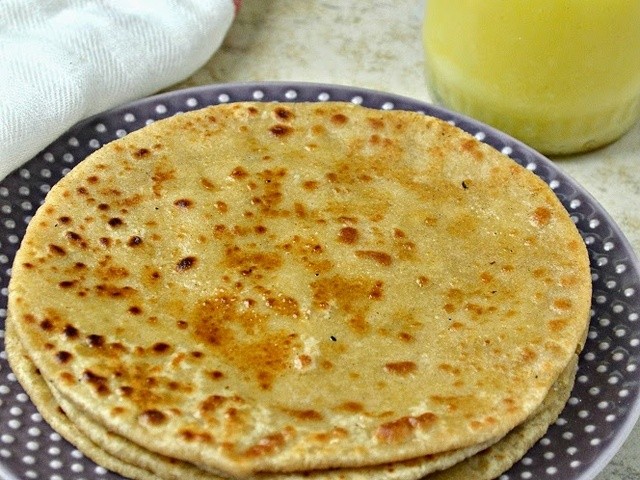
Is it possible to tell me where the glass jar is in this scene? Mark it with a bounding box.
[423,1,640,155]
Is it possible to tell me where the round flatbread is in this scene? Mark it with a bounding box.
[5,316,578,480]
[7,102,591,476]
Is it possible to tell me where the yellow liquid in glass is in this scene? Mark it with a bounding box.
[423,1,640,155]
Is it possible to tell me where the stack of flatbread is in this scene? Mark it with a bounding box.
[6,102,592,480]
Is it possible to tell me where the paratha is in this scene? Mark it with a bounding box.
[5,315,578,480]
[7,101,592,477]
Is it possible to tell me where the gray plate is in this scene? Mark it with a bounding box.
[0,82,639,480]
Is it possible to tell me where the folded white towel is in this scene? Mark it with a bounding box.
[0,0,236,180]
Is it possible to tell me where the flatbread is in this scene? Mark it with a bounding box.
[5,317,159,480]
[7,102,592,476]
[4,316,578,480]
[425,355,578,480]
[4,319,491,479]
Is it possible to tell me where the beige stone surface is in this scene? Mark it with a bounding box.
[164,1,640,479]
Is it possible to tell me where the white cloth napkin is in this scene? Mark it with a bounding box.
[0,0,237,181]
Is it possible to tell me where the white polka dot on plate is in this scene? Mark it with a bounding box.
[474,131,486,141]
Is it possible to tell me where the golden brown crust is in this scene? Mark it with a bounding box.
[8,102,592,476]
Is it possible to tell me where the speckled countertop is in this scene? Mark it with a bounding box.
[168,1,640,479]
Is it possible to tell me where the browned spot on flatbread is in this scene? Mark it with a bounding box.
[521,347,538,362]
[86,334,105,348]
[82,369,110,395]
[335,401,364,413]
[111,406,126,416]
[284,409,324,421]
[553,298,572,310]
[176,256,197,272]
[48,244,66,256]
[39,319,53,331]
[230,166,248,180]
[311,275,381,315]
[139,409,168,426]
[59,372,75,386]
[179,428,214,443]
[127,235,143,247]
[192,293,302,390]
[296,354,312,368]
[107,217,123,228]
[384,361,417,376]
[355,250,392,266]
[207,370,224,381]
[222,245,282,277]
[532,206,552,227]
[369,281,384,300]
[54,351,73,364]
[173,198,193,208]
[310,427,349,443]
[64,231,82,242]
[270,124,293,137]
[198,394,244,428]
[200,177,217,190]
[273,107,294,120]
[244,430,291,458]
[376,412,437,444]
[63,324,79,339]
[460,138,484,160]
[331,113,348,125]
[470,416,498,430]
[338,226,359,244]
[438,363,461,375]
[132,147,151,159]
[549,318,569,332]
[152,342,171,354]
[215,201,228,213]
[303,180,318,191]
[262,293,300,318]
[348,314,370,335]
[152,166,176,196]
[367,117,385,130]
